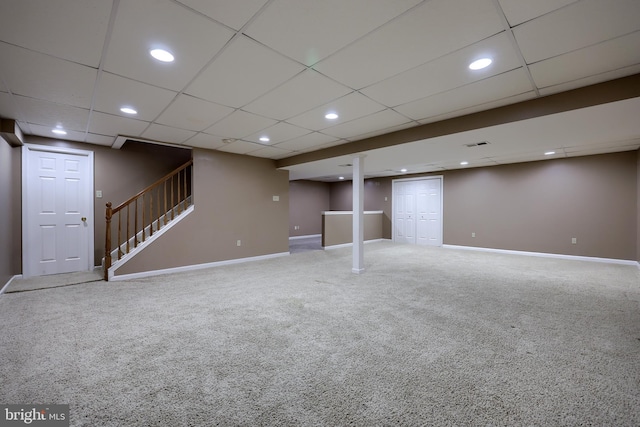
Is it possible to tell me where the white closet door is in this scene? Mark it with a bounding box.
[393,181,416,244]
[394,177,442,246]
[417,178,442,246]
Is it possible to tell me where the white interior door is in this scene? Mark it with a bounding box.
[394,177,442,246]
[23,145,94,277]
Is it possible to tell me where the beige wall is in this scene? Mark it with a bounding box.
[0,137,21,287]
[441,152,636,259]
[114,149,289,276]
[329,151,637,260]
[322,212,384,247]
[637,148,640,262]
[289,180,330,237]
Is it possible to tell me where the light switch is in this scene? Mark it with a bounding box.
[96,190,102,198]
[273,195,279,201]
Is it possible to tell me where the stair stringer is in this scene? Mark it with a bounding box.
[105,204,194,281]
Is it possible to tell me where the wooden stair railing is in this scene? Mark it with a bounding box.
[104,159,193,280]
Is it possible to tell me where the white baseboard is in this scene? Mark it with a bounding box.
[442,244,638,266]
[0,274,22,296]
[323,238,389,250]
[109,251,291,281]
[289,234,321,240]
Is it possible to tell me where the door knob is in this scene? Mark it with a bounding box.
[81,217,87,222]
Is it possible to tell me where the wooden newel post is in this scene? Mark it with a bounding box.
[105,202,112,281]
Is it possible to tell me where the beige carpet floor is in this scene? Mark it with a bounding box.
[1,241,639,426]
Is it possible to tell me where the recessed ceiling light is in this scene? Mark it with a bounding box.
[325,113,339,120]
[339,176,345,180]
[52,128,67,135]
[259,136,270,143]
[120,107,137,115]
[400,168,408,173]
[150,48,174,62]
[544,151,556,156]
[460,161,469,165]
[469,58,492,70]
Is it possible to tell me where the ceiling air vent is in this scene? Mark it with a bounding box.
[465,141,490,148]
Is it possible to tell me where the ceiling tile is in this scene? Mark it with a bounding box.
[362,33,522,107]
[513,0,640,64]
[497,0,578,26]
[396,68,534,121]
[565,145,640,157]
[216,139,264,155]
[141,123,197,144]
[205,110,277,139]
[104,0,235,91]
[0,42,96,108]
[175,0,269,30]
[273,132,339,152]
[0,92,20,120]
[28,124,87,143]
[322,109,412,139]
[15,96,90,131]
[348,121,418,141]
[93,72,178,121]
[89,111,150,137]
[185,35,305,108]
[314,0,504,89]
[85,133,114,147]
[417,91,537,125]
[287,92,386,131]
[248,145,295,160]
[244,0,422,66]
[537,64,640,97]
[183,132,228,150]
[155,94,234,131]
[0,0,112,67]
[243,70,352,120]
[245,122,310,145]
[529,31,640,89]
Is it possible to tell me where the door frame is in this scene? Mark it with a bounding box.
[22,144,95,277]
[392,176,443,245]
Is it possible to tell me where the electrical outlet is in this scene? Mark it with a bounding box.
[294,225,300,230]
[237,240,241,247]
[571,237,577,244]
[272,195,279,201]
[96,190,102,198]
[472,232,475,238]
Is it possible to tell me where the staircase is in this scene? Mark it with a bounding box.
[103,160,193,281]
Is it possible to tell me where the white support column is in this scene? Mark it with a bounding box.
[352,155,365,274]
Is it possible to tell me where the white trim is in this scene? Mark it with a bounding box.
[321,210,383,215]
[109,251,290,281]
[443,244,639,266]
[323,238,388,250]
[392,175,443,245]
[22,144,95,278]
[0,275,21,296]
[289,234,321,240]
[108,205,194,280]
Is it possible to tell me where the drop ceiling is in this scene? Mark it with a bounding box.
[0,0,639,181]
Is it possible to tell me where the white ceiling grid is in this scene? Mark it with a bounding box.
[0,0,638,180]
